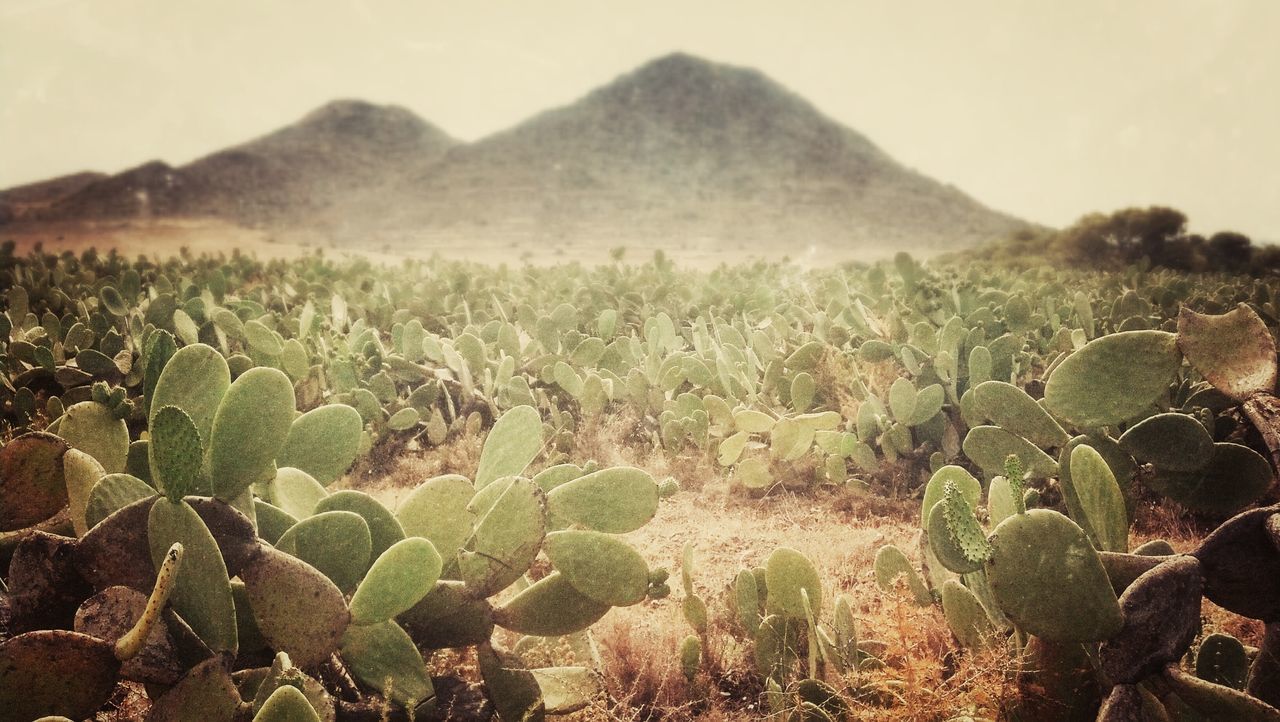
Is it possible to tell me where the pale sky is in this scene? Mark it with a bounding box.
[2,0,1278,240]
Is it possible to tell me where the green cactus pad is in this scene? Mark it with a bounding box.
[474,405,543,489]
[460,477,546,596]
[1062,444,1129,552]
[873,544,932,606]
[396,474,476,565]
[313,490,405,562]
[478,644,545,722]
[546,466,659,534]
[149,406,204,502]
[972,381,1070,448]
[254,684,322,722]
[0,432,71,531]
[252,500,298,546]
[920,465,982,530]
[734,409,776,433]
[1058,435,1138,519]
[1043,330,1182,428]
[339,620,434,708]
[734,458,772,493]
[208,366,295,502]
[1119,412,1215,472]
[125,441,153,487]
[248,652,334,717]
[888,377,917,422]
[265,467,329,520]
[275,404,364,485]
[150,343,230,443]
[147,498,238,654]
[735,569,761,636]
[84,473,154,529]
[1177,304,1278,401]
[276,510,373,593]
[927,484,992,574]
[787,372,816,414]
[63,449,104,537]
[942,578,998,650]
[350,537,443,625]
[754,613,804,680]
[493,572,611,636]
[240,544,350,669]
[1197,633,1250,690]
[985,509,1122,642]
[680,635,702,682]
[58,401,129,474]
[763,547,822,619]
[986,477,1018,529]
[545,530,650,606]
[1145,442,1273,515]
[908,384,946,427]
[962,426,1058,480]
[531,464,585,493]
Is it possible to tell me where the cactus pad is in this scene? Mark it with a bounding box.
[546,466,658,534]
[275,404,364,486]
[208,366,295,502]
[1177,304,1277,401]
[0,432,71,531]
[493,572,611,636]
[1043,330,1182,428]
[985,509,1123,642]
[240,545,350,669]
[349,537,443,625]
[545,530,650,606]
[764,547,822,619]
[474,405,543,489]
[340,621,434,708]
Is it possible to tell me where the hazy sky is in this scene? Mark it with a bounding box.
[3,0,1278,239]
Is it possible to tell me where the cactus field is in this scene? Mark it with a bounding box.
[3,241,1280,721]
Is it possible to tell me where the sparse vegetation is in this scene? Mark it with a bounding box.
[1,240,1279,721]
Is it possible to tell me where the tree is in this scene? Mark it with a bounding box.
[1206,231,1253,272]
[1053,206,1188,267]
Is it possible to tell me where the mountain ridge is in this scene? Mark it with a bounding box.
[2,53,1033,250]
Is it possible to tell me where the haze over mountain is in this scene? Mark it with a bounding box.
[2,53,1031,251]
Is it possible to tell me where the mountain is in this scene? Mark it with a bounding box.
[34,100,457,226]
[363,52,1028,248]
[0,171,107,222]
[3,54,1031,250]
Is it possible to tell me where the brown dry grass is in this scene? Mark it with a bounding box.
[337,407,1280,722]
[347,415,1015,721]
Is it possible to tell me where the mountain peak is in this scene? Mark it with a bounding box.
[592,52,784,113]
[296,99,432,136]
[10,53,1031,250]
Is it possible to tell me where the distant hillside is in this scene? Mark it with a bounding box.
[0,172,107,222]
[36,101,457,226]
[364,53,1029,248]
[3,54,1031,250]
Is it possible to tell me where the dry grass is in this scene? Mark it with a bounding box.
[338,409,1280,721]
[348,415,1020,721]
